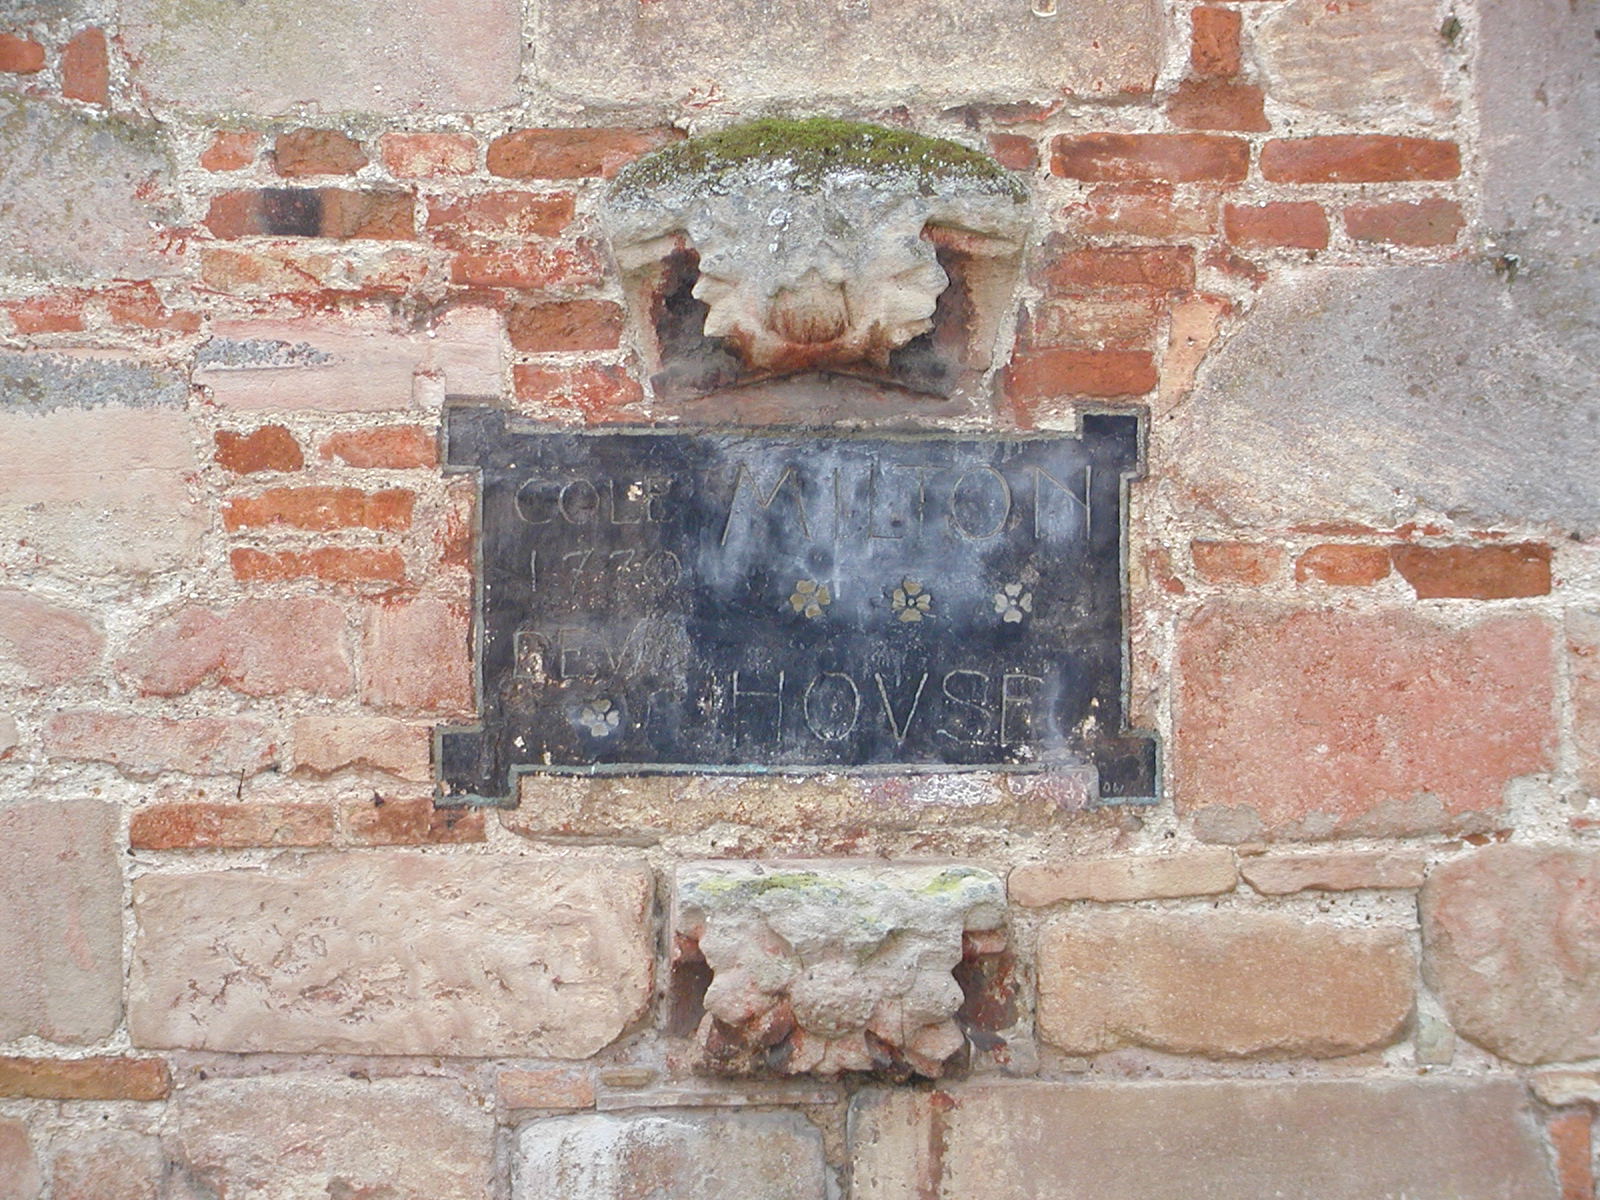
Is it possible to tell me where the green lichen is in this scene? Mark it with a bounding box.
[611,117,1026,202]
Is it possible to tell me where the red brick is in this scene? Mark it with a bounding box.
[1023,295,1164,351]
[486,126,681,179]
[1191,6,1242,76]
[0,1056,170,1101]
[988,133,1039,172]
[1391,543,1551,599]
[1261,136,1462,183]
[131,802,334,850]
[223,485,414,531]
[343,795,486,845]
[1345,199,1465,247]
[507,299,625,352]
[1177,604,1556,841]
[214,425,304,473]
[1224,201,1329,249]
[274,128,368,177]
[1190,540,1283,586]
[1550,1112,1595,1200]
[200,130,260,171]
[0,590,103,687]
[378,132,478,177]
[1167,79,1270,132]
[449,241,604,289]
[513,363,645,421]
[1041,245,1196,293]
[425,191,575,241]
[1295,544,1392,586]
[117,599,352,699]
[229,547,406,585]
[361,598,473,714]
[204,188,415,240]
[44,711,277,778]
[102,282,201,333]
[1067,183,1219,239]
[0,34,44,74]
[1004,349,1157,401]
[60,28,108,105]
[4,293,85,334]
[319,425,437,468]
[1052,133,1249,183]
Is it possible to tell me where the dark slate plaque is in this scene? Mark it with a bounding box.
[436,407,1156,804]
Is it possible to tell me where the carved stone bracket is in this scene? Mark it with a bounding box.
[672,861,1007,1078]
[603,119,1029,408]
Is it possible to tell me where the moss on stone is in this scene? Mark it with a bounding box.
[612,117,1025,202]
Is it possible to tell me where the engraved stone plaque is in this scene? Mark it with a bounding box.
[437,407,1156,803]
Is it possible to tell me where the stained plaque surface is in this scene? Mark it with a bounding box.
[437,408,1156,803]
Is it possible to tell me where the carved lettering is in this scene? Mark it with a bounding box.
[803,671,862,741]
[948,466,1012,540]
[721,463,812,546]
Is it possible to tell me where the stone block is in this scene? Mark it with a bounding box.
[360,597,474,714]
[1255,0,1447,120]
[1241,850,1428,894]
[0,801,122,1043]
[169,1075,495,1200]
[849,1079,1557,1199]
[121,0,521,115]
[536,0,1159,104]
[514,1111,827,1200]
[0,590,103,689]
[1421,845,1600,1064]
[51,1130,163,1200]
[130,854,653,1057]
[291,715,431,780]
[0,1120,40,1200]
[1037,909,1414,1057]
[1572,610,1600,794]
[1175,603,1554,842]
[45,711,278,779]
[1010,850,1236,905]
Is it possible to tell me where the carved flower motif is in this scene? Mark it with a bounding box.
[890,578,932,622]
[578,699,621,737]
[993,582,1034,623]
[788,578,831,619]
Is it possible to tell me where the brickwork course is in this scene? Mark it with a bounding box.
[0,0,1595,1195]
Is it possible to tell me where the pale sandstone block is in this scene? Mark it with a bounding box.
[1037,909,1414,1057]
[291,715,432,780]
[1010,850,1236,905]
[130,853,652,1057]
[51,1130,163,1200]
[498,1067,596,1112]
[1255,0,1448,121]
[0,1119,40,1200]
[1242,850,1428,894]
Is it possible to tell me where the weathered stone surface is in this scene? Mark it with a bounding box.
[0,97,177,280]
[850,1079,1558,1200]
[45,711,278,778]
[0,589,103,689]
[0,1119,40,1200]
[0,351,188,413]
[538,0,1160,104]
[1255,0,1447,120]
[1571,610,1600,794]
[675,862,1004,1077]
[1010,850,1236,905]
[1176,604,1554,842]
[514,1111,827,1200]
[498,1067,596,1112]
[169,1075,495,1200]
[1241,850,1428,895]
[1533,1071,1600,1107]
[0,801,122,1043]
[121,0,521,115]
[291,715,431,780]
[130,854,653,1057]
[1421,845,1600,1064]
[51,1130,163,1200]
[1037,910,1414,1057]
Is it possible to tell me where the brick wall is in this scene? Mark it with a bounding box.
[0,0,1596,1195]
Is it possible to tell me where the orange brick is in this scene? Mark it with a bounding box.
[274,127,368,177]
[1191,6,1242,76]
[60,27,108,105]
[214,425,304,473]
[1191,540,1283,586]
[426,191,575,241]
[131,802,335,850]
[0,34,45,74]
[988,132,1039,172]
[1550,1111,1596,1200]
[513,363,645,421]
[223,486,414,532]
[1391,543,1552,599]
[1004,349,1158,400]
[200,130,261,171]
[1041,246,1196,293]
[450,242,604,289]
[1261,136,1461,183]
[1167,79,1269,132]
[487,126,681,178]
[507,299,626,352]
[1295,544,1392,586]
[1224,202,1330,250]
[319,425,438,468]
[1053,133,1249,183]
[1345,199,1465,247]
[343,795,486,845]
[0,1056,170,1101]
[378,131,478,177]
[229,547,406,585]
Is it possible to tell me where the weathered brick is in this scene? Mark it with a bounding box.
[987,132,1038,172]
[101,281,201,333]
[508,299,626,352]
[344,794,486,845]
[169,1076,495,1199]
[1010,850,1236,905]
[1256,0,1448,119]
[1023,295,1164,351]
[0,590,102,688]
[1065,184,1218,239]
[1422,845,1600,1064]
[1241,850,1428,894]
[291,715,431,780]
[118,598,352,697]
[1052,133,1249,183]
[487,127,680,178]
[0,1120,40,1200]
[498,1067,595,1111]
[0,1055,169,1101]
[0,801,122,1043]
[1177,605,1555,841]
[230,546,406,584]
[131,802,335,850]
[1190,540,1283,585]
[450,241,605,289]
[360,597,473,713]
[274,127,368,176]
[1223,201,1329,250]
[131,854,653,1056]
[319,424,437,468]
[0,34,44,74]
[60,27,109,105]
[514,1112,827,1200]
[224,484,414,531]
[513,363,646,420]
[199,129,260,171]
[1004,349,1157,402]
[214,424,304,473]
[45,711,278,778]
[425,190,575,240]
[1346,199,1466,247]
[1166,79,1270,131]
[4,291,85,333]
[205,187,416,239]
[1294,543,1391,585]
[199,242,432,295]
[1549,1111,1594,1200]
[50,1130,163,1200]
[850,1080,1559,1200]
[1391,542,1551,598]
[379,131,478,176]
[1039,910,1413,1057]
[1041,246,1196,293]
[1533,1072,1600,1107]
[1572,610,1600,794]
[1191,6,1241,76]
[1261,136,1461,183]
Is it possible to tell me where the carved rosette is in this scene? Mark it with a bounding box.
[673,862,1006,1078]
